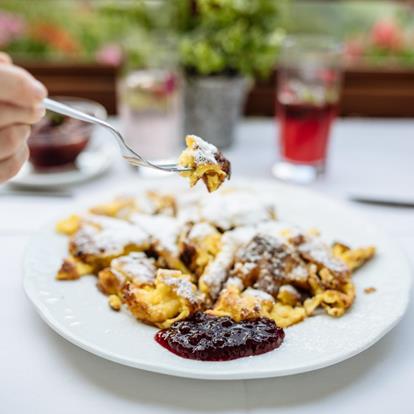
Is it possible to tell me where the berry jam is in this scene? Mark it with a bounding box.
[155,312,285,361]
[28,113,92,169]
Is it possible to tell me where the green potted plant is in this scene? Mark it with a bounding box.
[176,0,285,148]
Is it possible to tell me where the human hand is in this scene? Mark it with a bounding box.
[0,52,47,183]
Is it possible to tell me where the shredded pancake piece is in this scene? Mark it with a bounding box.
[231,234,309,296]
[179,222,222,277]
[68,215,151,270]
[178,135,231,192]
[198,227,256,301]
[98,252,156,295]
[209,284,306,328]
[122,269,203,328]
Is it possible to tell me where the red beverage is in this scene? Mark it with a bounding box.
[273,35,342,183]
[278,102,337,165]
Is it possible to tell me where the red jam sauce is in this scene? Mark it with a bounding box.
[155,312,285,361]
[28,113,92,169]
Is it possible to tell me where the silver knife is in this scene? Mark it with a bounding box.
[349,195,414,208]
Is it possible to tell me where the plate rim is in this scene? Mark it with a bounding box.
[23,179,412,380]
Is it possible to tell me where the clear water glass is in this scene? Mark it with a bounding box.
[118,69,182,165]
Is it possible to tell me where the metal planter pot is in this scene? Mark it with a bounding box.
[184,75,249,149]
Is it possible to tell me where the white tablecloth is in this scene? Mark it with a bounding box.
[1,118,413,413]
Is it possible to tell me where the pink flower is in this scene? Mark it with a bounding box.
[0,12,25,47]
[95,43,123,66]
[344,39,365,62]
[164,73,177,94]
[371,20,403,50]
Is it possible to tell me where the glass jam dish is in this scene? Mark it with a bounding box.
[28,97,107,170]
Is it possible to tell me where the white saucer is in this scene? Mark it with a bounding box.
[10,138,114,189]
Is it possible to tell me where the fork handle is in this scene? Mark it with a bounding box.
[43,98,103,125]
[43,98,148,167]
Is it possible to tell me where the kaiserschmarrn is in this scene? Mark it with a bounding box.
[56,188,375,330]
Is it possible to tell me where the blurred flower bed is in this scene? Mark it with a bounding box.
[345,18,414,67]
[0,0,285,77]
[287,0,414,69]
[0,0,162,67]
[2,0,414,70]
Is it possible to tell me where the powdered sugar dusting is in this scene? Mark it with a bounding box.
[73,218,150,256]
[201,226,256,299]
[225,277,244,290]
[291,265,308,279]
[243,288,275,302]
[188,222,218,240]
[189,135,219,165]
[299,237,348,273]
[111,252,156,285]
[130,213,181,255]
[279,284,300,295]
[162,274,201,304]
[198,192,275,230]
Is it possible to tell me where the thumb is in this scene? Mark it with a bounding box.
[0,53,12,65]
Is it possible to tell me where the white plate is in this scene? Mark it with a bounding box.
[23,180,411,380]
[10,138,114,189]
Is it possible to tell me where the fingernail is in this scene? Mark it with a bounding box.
[33,80,47,100]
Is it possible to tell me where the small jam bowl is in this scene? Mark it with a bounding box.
[28,97,107,170]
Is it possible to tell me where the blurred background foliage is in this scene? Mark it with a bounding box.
[286,0,400,36]
[1,0,414,72]
[176,0,286,77]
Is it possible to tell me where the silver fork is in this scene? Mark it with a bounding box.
[43,98,191,173]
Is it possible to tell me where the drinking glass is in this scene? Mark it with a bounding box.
[118,69,182,162]
[273,35,342,183]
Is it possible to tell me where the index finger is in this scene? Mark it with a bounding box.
[0,64,47,107]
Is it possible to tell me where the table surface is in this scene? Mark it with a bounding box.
[1,118,413,413]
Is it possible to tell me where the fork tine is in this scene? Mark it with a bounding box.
[124,156,192,172]
[156,163,184,168]
[124,157,144,168]
[155,165,192,172]
[152,162,193,171]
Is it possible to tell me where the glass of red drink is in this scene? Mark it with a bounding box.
[273,35,342,183]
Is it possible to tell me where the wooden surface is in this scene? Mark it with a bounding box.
[341,68,414,117]
[246,67,414,117]
[20,61,414,117]
[19,62,119,115]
